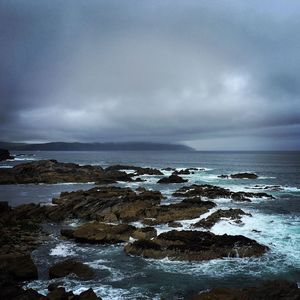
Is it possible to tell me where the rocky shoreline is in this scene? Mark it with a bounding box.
[0,159,298,299]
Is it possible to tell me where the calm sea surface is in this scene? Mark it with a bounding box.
[1,151,299,299]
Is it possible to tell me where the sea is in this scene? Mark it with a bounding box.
[1,150,299,299]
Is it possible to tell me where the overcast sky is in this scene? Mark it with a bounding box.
[1,0,300,150]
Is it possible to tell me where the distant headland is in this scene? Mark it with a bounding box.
[0,141,194,152]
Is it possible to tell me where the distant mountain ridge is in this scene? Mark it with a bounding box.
[0,141,194,152]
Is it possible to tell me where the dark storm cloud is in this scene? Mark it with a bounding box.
[0,0,299,149]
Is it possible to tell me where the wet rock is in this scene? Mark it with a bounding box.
[173,184,274,202]
[0,159,101,184]
[134,167,163,176]
[142,198,216,225]
[168,221,183,228]
[124,230,269,261]
[0,254,38,281]
[60,228,74,239]
[190,280,300,300]
[48,186,163,222]
[78,288,101,300]
[0,149,13,161]
[131,227,157,240]
[49,259,94,280]
[218,172,259,179]
[105,165,163,176]
[193,209,252,229]
[162,167,176,171]
[157,174,188,184]
[173,169,191,175]
[0,204,47,255]
[72,222,136,244]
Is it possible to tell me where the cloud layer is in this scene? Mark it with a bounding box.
[1,0,300,150]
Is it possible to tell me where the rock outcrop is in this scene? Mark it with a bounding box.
[0,254,38,281]
[71,222,137,244]
[190,280,300,300]
[218,172,259,179]
[143,198,216,225]
[0,149,13,161]
[49,259,94,280]
[0,159,134,184]
[105,165,163,175]
[193,209,252,229]
[157,174,188,184]
[173,184,274,202]
[124,230,268,261]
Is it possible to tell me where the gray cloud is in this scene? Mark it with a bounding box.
[0,0,299,150]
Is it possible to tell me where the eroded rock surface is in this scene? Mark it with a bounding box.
[173,184,274,202]
[193,209,252,229]
[124,230,268,261]
[49,259,94,280]
[0,159,134,184]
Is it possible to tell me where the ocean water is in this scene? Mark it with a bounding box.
[1,150,300,299]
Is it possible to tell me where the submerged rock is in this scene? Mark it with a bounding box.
[157,174,188,184]
[193,208,252,229]
[124,230,268,261]
[49,259,94,280]
[72,222,136,244]
[0,149,13,161]
[190,280,300,300]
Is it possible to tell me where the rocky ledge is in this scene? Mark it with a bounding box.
[190,280,300,300]
[173,184,274,202]
[0,149,13,161]
[0,159,135,184]
[193,208,252,229]
[124,230,269,261]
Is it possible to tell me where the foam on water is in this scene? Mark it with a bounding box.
[49,242,76,257]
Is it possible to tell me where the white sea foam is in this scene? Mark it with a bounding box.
[50,242,76,257]
[0,165,13,168]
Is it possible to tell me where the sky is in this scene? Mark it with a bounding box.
[0,0,300,150]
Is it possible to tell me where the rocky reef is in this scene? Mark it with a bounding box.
[173,184,274,202]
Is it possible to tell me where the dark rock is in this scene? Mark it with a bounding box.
[162,167,176,171]
[60,228,74,239]
[168,221,183,228]
[173,184,274,202]
[124,230,269,261]
[49,259,94,280]
[173,169,191,175]
[231,172,258,179]
[193,209,252,229]
[190,280,300,300]
[78,288,101,300]
[72,222,136,244]
[157,174,188,184]
[131,227,157,240]
[0,254,38,281]
[51,186,163,222]
[134,167,163,176]
[0,149,13,161]
[142,198,216,225]
[47,282,64,291]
